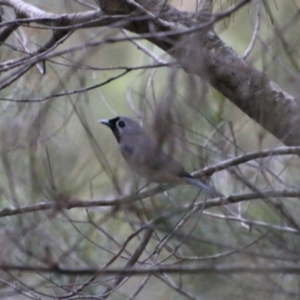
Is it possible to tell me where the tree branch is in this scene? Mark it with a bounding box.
[0,189,300,218]
[0,263,300,276]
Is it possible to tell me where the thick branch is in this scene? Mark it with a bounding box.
[99,0,300,147]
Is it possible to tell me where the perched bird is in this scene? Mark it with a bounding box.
[99,116,222,197]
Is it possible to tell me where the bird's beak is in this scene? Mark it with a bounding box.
[98,119,112,128]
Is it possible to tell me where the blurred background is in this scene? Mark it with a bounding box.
[0,0,300,299]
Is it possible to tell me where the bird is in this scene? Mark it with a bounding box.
[99,116,222,197]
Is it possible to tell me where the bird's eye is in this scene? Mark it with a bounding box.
[118,120,126,128]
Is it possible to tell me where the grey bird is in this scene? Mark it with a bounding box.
[99,116,222,197]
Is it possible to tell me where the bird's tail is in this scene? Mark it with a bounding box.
[184,177,223,197]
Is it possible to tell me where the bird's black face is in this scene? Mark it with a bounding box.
[100,116,143,145]
[100,117,119,129]
[100,116,133,143]
[100,117,120,142]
